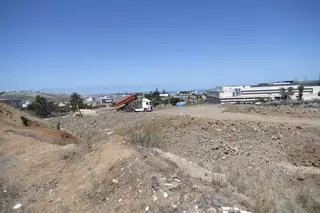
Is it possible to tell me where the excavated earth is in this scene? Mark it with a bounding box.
[1,103,320,213]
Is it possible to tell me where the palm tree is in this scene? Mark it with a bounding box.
[287,87,294,96]
[279,88,286,100]
[297,85,304,100]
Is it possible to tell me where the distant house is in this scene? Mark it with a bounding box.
[178,90,198,97]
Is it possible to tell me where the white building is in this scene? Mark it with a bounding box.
[208,80,320,104]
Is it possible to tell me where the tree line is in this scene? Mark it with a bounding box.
[279,85,304,100]
[28,93,84,117]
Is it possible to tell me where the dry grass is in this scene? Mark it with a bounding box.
[251,183,277,213]
[226,168,320,213]
[127,125,164,148]
[211,173,228,189]
[227,169,277,213]
[228,168,248,194]
[295,184,320,213]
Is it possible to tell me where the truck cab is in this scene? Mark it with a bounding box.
[134,98,152,112]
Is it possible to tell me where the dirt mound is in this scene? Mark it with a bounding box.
[289,144,320,168]
[224,104,320,118]
[0,103,81,145]
[2,105,320,213]
[0,103,51,128]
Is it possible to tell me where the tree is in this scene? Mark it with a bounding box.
[297,85,304,100]
[70,93,84,111]
[287,87,294,97]
[28,95,53,117]
[153,88,160,97]
[279,88,286,100]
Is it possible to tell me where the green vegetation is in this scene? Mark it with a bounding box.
[28,95,54,117]
[144,88,183,106]
[279,88,287,100]
[70,92,84,111]
[297,85,304,100]
[287,87,294,97]
[279,87,296,100]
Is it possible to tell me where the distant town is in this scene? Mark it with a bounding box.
[1,79,320,116]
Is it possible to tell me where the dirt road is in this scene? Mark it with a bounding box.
[157,105,320,127]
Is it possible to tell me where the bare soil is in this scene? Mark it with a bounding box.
[224,104,320,119]
[1,103,320,213]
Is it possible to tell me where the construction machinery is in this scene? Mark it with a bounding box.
[113,94,152,112]
[114,94,138,111]
[134,98,152,112]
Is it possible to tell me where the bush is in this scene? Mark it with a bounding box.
[70,92,84,111]
[169,97,183,106]
[127,126,163,148]
[28,95,53,117]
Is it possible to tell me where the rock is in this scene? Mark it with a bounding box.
[13,203,22,209]
[172,204,178,209]
[296,125,303,130]
[112,179,119,184]
[205,208,217,213]
[151,176,159,190]
[163,191,168,198]
[173,177,181,183]
[145,206,149,212]
[221,207,232,211]
[152,195,158,201]
[211,145,220,150]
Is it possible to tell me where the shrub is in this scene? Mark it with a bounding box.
[28,95,53,117]
[127,126,163,148]
[128,130,163,148]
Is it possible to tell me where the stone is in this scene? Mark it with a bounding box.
[13,203,22,209]
[206,208,217,213]
[172,204,178,209]
[151,176,159,190]
[152,195,158,201]
[163,192,168,198]
[221,207,232,211]
[145,206,149,212]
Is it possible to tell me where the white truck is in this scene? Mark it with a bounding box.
[134,98,153,112]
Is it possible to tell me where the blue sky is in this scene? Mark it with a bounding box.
[1,0,320,93]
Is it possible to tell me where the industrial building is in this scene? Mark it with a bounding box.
[207,80,320,104]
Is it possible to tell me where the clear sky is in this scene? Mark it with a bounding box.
[1,0,320,93]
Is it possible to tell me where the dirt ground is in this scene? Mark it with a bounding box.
[1,103,320,213]
[223,104,320,119]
